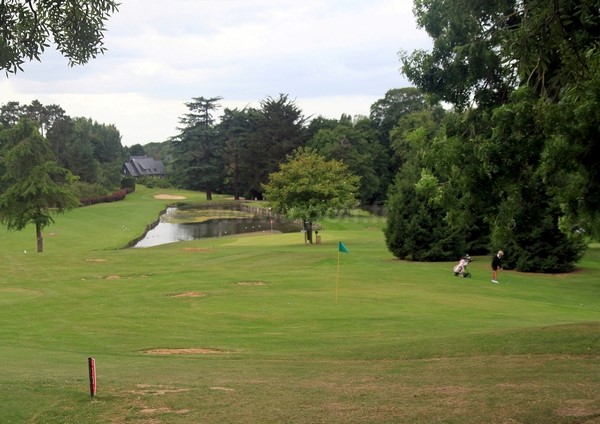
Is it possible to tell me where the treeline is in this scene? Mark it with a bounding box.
[151,83,595,272]
[1,80,596,273]
[383,0,600,272]
[133,91,428,206]
[0,100,139,198]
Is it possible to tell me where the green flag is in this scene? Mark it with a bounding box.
[338,241,349,254]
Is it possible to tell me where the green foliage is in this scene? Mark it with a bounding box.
[492,187,587,273]
[138,176,172,189]
[2,101,125,192]
[240,94,309,199]
[385,168,464,261]
[402,0,514,109]
[0,119,80,252]
[486,89,588,271]
[537,63,600,236]
[69,181,109,199]
[170,96,224,199]
[217,107,260,200]
[309,116,385,203]
[120,176,136,191]
[370,87,430,145]
[0,0,119,74]
[398,0,599,271]
[384,105,469,261]
[127,143,147,157]
[262,148,360,222]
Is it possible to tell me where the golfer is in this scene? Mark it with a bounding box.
[491,250,504,283]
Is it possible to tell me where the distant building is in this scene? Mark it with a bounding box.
[123,156,167,178]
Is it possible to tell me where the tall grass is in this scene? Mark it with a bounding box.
[0,186,598,423]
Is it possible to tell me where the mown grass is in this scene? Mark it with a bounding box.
[0,185,598,423]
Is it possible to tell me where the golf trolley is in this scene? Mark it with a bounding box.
[453,255,473,278]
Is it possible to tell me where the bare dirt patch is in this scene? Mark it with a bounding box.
[140,407,190,415]
[86,259,107,262]
[153,194,187,200]
[556,399,600,417]
[168,292,207,298]
[132,385,191,396]
[237,281,267,286]
[210,386,235,392]
[143,348,231,355]
[105,275,121,280]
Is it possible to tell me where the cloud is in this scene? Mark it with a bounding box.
[2,0,431,145]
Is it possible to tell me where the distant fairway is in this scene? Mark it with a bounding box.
[0,186,598,423]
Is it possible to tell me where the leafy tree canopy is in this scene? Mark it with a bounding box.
[0,0,119,74]
[170,96,224,199]
[263,147,360,242]
[0,119,80,252]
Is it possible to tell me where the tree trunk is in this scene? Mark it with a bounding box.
[36,223,44,253]
[206,189,212,201]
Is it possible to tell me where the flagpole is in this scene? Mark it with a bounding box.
[336,249,340,304]
[335,241,348,305]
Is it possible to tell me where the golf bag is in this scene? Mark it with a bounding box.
[453,255,473,278]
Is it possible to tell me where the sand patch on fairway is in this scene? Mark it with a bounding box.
[210,386,235,392]
[86,258,107,262]
[237,281,267,286]
[143,348,231,355]
[153,194,187,200]
[105,275,121,280]
[168,292,207,298]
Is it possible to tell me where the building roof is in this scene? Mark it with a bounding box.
[123,156,167,177]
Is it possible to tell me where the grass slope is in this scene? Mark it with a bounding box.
[0,186,598,423]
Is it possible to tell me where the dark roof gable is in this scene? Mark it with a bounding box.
[123,156,167,177]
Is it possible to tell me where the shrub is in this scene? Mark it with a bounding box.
[70,181,110,199]
[80,189,128,206]
[121,177,136,192]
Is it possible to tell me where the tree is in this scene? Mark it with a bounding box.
[309,116,384,204]
[262,148,360,244]
[127,144,147,157]
[170,96,224,200]
[384,109,466,261]
[370,87,429,145]
[0,101,24,128]
[400,0,515,110]
[239,94,309,199]
[218,107,259,200]
[397,0,598,271]
[0,119,80,252]
[0,0,119,74]
[385,170,464,261]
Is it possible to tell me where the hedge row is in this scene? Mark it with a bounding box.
[79,189,131,206]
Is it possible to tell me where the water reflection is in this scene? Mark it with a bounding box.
[133,207,301,248]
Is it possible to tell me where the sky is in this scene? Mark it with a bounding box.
[1,0,432,147]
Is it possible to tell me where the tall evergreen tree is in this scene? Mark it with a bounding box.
[238,94,308,199]
[170,96,224,200]
[218,107,259,200]
[0,119,79,252]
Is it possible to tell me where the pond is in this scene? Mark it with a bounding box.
[133,205,302,248]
